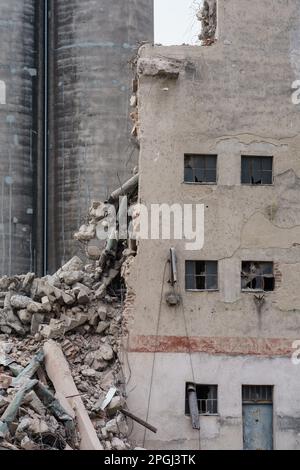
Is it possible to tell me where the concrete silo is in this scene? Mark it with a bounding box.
[0,0,36,275]
[47,0,154,272]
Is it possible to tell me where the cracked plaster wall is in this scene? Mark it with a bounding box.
[125,0,300,449]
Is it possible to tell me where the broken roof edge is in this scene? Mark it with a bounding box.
[137,42,221,63]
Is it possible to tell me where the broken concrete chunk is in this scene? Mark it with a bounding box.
[89,201,108,221]
[60,271,84,286]
[98,305,108,321]
[61,256,84,273]
[28,417,49,435]
[20,436,39,450]
[0,374,12,390]
[107,396,125,416]
[111,437,127,450]
[31,313,45,335]
[74,224,96,242]
[22,272,35,291]
[105,418,118,434]
[87,245,101,260]
[96,321,110,335]
[63,313,89,332]
[137,57,181,79]
[27,300,50,314]
[41,296,52,311]
[73,283,91,305]
[82,368,96,378]
[98,344,114,362]
[10,295,32,310]
[61,291,75,306]
[17,309,32,325]
[40,320,66,339]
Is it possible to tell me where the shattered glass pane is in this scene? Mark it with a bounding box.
[184,155,217,183]
[242,156,273,185]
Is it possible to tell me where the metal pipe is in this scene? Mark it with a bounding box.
[43,0,49,275]
[188,384,200,430]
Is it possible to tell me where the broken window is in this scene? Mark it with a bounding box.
[185,383,218,415]
[186,261,218,290]
[241,262,275,291]
[241,156,273,185]
[242,385,273,404]
[184,154,217,183]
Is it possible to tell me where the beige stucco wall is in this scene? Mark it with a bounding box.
[126,353,300,450]
[125,0,300,449]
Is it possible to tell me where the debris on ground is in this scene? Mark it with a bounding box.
[0,173,140,450]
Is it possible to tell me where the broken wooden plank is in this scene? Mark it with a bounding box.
[43,340,103,450]
[120,408,157,434]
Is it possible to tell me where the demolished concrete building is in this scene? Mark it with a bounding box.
[123,0,300,450]
[2,0,300,452]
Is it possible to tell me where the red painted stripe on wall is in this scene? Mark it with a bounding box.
[127,335,296,357]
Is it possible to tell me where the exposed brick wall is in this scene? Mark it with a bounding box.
[274,262,282,289]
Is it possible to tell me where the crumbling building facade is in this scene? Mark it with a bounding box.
[125,0,300,450]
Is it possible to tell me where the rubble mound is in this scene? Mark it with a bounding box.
[0,175,139,451]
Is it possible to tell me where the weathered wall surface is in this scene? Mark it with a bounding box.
[47,0,154,272]
[0,0,36,275]
[125,0,300,449]
[126,353,300,450]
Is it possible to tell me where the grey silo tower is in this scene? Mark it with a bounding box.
[0,0,36,276]
[0,0,154,275]
[46,0,154,272]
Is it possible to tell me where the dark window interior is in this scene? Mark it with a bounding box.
[241,261,275,291]
[186,261,218,290]
[242,385,273,403]
[185,384,218,415]
[184,154,217,183]
[241,156,273,185]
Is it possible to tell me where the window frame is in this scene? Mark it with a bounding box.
[241,261,275,292]
[185,383,219,416]
[242,385,273,404]
[241,155,274,186]
[184,154,218,185]
[185,260,219,292]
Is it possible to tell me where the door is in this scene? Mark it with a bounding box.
[243,404,273,450]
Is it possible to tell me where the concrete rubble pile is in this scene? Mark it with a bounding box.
[0,174,140,451]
